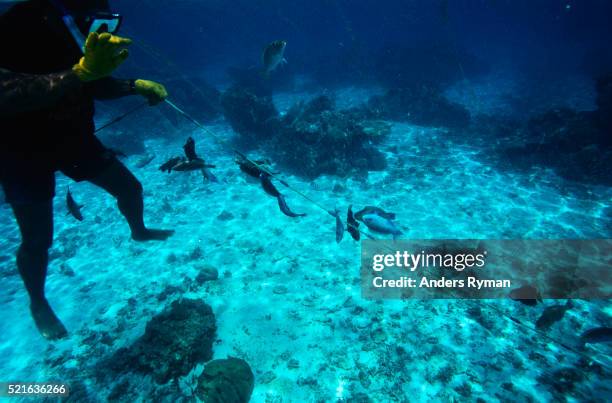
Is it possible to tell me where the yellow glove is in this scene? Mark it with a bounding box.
[134,79,168,105]
[72,32,131,82]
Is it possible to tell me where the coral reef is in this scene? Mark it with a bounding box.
[221,91,390,178]
[500,107,611,185]
[220,86,280,147]
[272,96,390,178]
[195,358,254,403]
[471,74,612,186]
[220,82,474,177]
[105,299,217,384]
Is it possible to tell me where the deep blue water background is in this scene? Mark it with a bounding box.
[113,0,612,83]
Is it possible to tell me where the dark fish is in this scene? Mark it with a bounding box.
[260,174,305,218]
[347,205,360,241]
[535,300,573,330]
[509,285,542,306]
[238,161,263,179]
[277,194,306,218]
[66,187,84,221]
[333,208,344,243]
[172,158,215,172]
[260,173,281,198]
[183,136,198,161]
[262,40,287,75]
[580,327,612,345]
[182,137,217,179]
[159,156,183,173]
[354,206,396,222]
[236,156,275,179]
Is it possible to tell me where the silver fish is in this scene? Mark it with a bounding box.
[361,213,402,239]
[262,40,287,75]
[355,206,395,221]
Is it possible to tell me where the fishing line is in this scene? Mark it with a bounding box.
[473,297,612,372]
[122,31,364,222]
[94,101,148,133]
[124,33,219,111]
[164,99,337,217]
[165,97,383,243]
[124,35,375,225]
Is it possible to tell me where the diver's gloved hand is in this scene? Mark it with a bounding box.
[134,79,168,105]
[72,32,131,82]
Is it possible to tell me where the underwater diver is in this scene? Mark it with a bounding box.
[0,0,174,340]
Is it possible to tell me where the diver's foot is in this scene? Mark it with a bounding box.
[132,228,174,242]
[30,300,68,341]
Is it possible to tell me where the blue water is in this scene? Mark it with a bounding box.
[1,1,612,402]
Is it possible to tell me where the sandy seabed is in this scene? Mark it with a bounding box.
[0,78,610,402]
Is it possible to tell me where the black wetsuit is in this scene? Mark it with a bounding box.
[0,0,137,202]
[0,0,148,327]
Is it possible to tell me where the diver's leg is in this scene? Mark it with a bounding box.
[88,159,173,241]
[11,202,67,340]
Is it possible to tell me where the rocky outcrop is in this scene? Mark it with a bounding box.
[491,75,612,186]
[220,86,280,147]
[105,299,217,384]
[221,91,390,178]
[195,358,255,403]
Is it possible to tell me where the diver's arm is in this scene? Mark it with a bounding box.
[86,77,135,100]
[88,78,168,105]
[0,68,81,117]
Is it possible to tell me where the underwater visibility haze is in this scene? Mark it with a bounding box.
[0,0,611,401]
